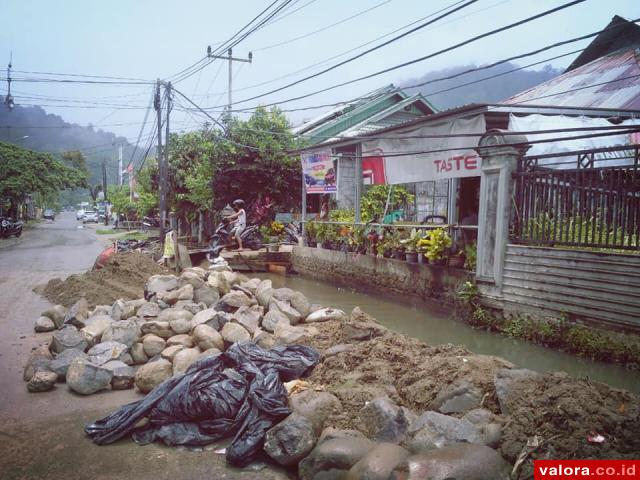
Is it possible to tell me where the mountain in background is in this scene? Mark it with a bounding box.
[0,105,142,188]
[402,62,561,110]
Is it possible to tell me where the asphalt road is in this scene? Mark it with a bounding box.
[0,212,290,480]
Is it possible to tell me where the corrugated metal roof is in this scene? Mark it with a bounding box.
[503,48,640,110]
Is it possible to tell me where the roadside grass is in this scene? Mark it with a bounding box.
[96,228,117,235]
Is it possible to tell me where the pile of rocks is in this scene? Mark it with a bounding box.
[25,267,341,396]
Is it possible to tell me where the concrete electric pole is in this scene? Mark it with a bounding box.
[206,47,252,121]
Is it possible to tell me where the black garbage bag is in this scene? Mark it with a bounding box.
[85,342,320,467]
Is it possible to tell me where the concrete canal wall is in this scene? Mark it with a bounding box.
[291,246,471,306]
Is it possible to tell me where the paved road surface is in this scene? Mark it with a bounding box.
[0,212,289,480]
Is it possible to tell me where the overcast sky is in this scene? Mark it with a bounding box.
[1,0,638,145]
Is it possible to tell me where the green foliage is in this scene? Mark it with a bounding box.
[417,227,452,261]
[464,243,477,270]
[328,209,355,223]
[361,185,414,222]
[108,185,135,219]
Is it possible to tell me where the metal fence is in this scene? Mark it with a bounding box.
[511,145,640,251]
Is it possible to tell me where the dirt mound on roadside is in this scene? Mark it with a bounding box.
[42,252,168,307]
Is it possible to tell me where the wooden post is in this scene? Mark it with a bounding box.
[198,211,204,245]
[170,212,181,273]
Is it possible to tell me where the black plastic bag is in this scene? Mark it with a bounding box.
[85,342,320,467]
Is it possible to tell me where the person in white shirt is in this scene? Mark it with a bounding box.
[225,199,246,251]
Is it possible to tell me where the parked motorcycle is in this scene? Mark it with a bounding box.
[207,217,263,260]
[0,217,23,238]
[282,222,301,244]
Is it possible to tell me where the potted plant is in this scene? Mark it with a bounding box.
[389,230,406,261]
[464,243,477,271]
[448,240,466,268]
[423,227,452,266]
[376,236,392,258]
[402,228,420,263]
[416,233,429,264]
[305,220,317,247]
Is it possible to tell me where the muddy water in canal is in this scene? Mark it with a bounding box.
[259,273,640,393]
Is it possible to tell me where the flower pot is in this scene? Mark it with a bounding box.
[448,255,466,268]
[322,241,332,249]
[418,254,426,264]
[382,250,392,258]
[307,240,317,248]
[405,251,418,263]
[392,250,406,261]
[267,244,281,253]
[432,258,446,266]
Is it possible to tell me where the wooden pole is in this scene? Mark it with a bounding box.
[170,212,181,273]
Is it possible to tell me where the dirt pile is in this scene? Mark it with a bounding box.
[42,252,167,307]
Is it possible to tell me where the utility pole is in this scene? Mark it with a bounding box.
[206,47,252,121]
[4,52,14,111]
[118,145,123,186]
[155,79,165,245]
[164,81,172,235]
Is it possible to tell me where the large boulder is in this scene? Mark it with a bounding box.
[135,359,173,393]
[216,291,255,313]
[264,413,318,466]
[207,271,231,295]
[90,305,111,317]
[179,271,206,290]
[50,326,88,354]
[142,334,166,357]
[111,299,136,321]
[255,280,275,307]
[101,319,139,348]
[346,443,410,480]
[66,358,113,395]
[192,324,224,351]
[198,347,222,359]
[220,322,251,347]
[137,302,161,319]
[193,286,219,307]
[146,274,179,297]
[359,397,414,443]
[166,334,194,348]
[191,308,228,331]
[274,320,317,345]
[86,341,129,366]
[172,347,200,375]
[253,329,277,349]
[34,316,56,333]
[63,298,89,328]
[240,278,261,294]
[402,411,483,452]
[299,435,374,480]
[430,380,484,414]
[390,443,511,480]
[140,321,173,339]
[494,368,540,415]
[103,360,135,390]
[157,309,193,333]
[27,370,58,393]
[158,284,194,305]
[231,305,263,334]
[49,348,88,380]
[80,314,114,346]
[160,344,185,362]
[23,345,53,382]
[130,342,148,365]
[262,309,289,333]
[343,307,387,341]
[269,298,302,325]
[305,307,347,323]
[41,305,67,329]
[290,390,342,433]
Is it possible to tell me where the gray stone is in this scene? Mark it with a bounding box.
[253,329,277,349]
[494,368,540,415]
[90,305,111,317]
[166,309,194,334]
[182,266,207,278]
[262,309,289,333]
[193,286,220,307]
[142,334,166,357]
[172,347,200,375]
[198,347,222,359]
[430,380,483,414]
[290,390,342,433]
[157,284,193,305]
[305,307,347,323]
[42,305,67,329]
[135,358,173,393]
[403,411,482,452]
[390,443,511,480]
[174,301,203,315]
[49,348,88,380]
[110,299,135,321]
[346,443,410,480]
[299,436,374,480]
[161,344,185,362]
[240,278,261,294]
[192,324,224,351]
[324,344,355,358]
[274,320,315,345]
[87,341,129,366]
[220,322,251,347]
[318,427,367,444]
[256,280,275,307]
[231,305,263,334]
[179,271,206,290]
[166,334,194,348]
[50,326,88,354]
[192,308,219,329]
[140,320,173,339]
[120,352,134,366]
[35,315,56,332]
[23,345,53,382]
[27,370,58,393]
[63,298,89,328]
[66,358,112,395]
[137,302,161,318]
[130,342,148,364]
[269,298,302,325]
[101,319,139,347]
[102,360,135,390]
[359,397,414,443]
[216,291,255,313]
[146,274,179,296]
[264,413,318,466]
[80,314,114,346]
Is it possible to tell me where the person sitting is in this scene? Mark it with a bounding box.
[225,199,246,251]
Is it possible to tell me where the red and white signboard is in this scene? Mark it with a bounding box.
[361,115,486,184]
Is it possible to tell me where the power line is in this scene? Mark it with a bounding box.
[11,77,154,85]
[11,69,151,82]
[126,91,155,170]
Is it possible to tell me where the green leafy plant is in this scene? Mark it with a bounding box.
[419,227,452,261]
[361,185,414,222]
[464,243,477,270]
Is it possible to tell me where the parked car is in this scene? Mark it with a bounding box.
[0,217,23,238]
[76,209,86,221]
[83,210,98,223]
[43,209,55,220]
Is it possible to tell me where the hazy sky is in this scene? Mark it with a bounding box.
[1,0,638,146]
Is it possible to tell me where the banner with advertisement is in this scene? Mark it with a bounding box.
[361,115,486,184]
[301,150,336,193]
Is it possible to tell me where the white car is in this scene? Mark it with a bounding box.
[83,211,98,223]
[76,209,85,221]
